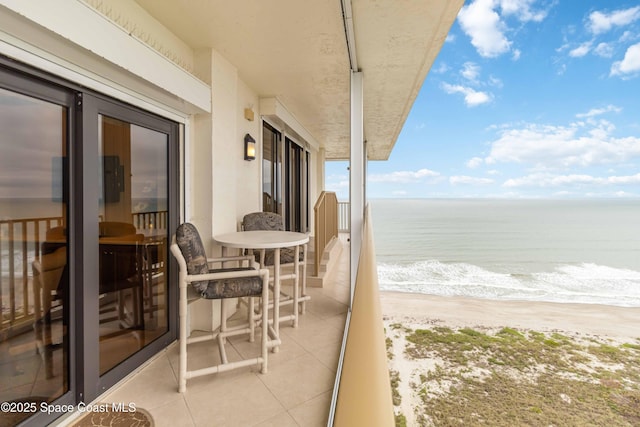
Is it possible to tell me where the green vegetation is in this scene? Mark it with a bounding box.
[388,325,640,426]
[389,369,401,406]
[388,335,405,427]
[623,343,640,351]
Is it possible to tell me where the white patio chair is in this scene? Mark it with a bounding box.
[170,223,270,393]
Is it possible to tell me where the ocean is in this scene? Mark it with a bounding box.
[371,199,640,307]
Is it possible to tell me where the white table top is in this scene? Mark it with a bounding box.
[213,230,309,249]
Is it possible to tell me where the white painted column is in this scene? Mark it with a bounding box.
[349,71,364,306]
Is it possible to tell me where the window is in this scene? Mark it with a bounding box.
[262,122,309,232]
[262,122,281,214]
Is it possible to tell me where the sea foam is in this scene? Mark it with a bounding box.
[377,260,640,307]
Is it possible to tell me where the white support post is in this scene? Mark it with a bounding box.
[349,71,364,307]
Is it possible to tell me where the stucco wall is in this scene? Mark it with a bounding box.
[0,0,322,332]
[187,50,262,248]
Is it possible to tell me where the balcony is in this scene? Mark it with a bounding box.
[56,235,351,426]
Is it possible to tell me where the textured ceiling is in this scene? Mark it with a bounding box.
[135,0,463,160]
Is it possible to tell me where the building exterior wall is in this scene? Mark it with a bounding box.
[0,0,324,367]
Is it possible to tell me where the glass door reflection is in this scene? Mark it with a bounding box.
[98,115,168,375]
[0,87,69,425]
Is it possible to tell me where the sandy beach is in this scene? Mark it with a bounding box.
[380,291,640,426]
[380,291,640,340]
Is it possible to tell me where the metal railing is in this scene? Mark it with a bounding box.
[313,191,339,276]
[337,201,350,233]
[330,204,395,426]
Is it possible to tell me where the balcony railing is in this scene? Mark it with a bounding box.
[0,211,166,331]
[314,191,339,276]
[0,216,64,329]
[132,210,168,231]
[330,204,395,426]
[337,201,350,233]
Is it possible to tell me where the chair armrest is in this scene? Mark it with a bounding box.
[184,267,268,284]
[206,255,259,270]
[32,259,43,275]
[206,255,255,263]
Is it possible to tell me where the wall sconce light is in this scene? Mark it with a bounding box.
[244,133,256,161]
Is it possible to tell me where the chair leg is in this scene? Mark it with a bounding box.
[260,272,269,374]
[220,299,228,344]
[248,297,255,343]
[301,243,308,315]
[293,245,300,328]
[178,285,188,393]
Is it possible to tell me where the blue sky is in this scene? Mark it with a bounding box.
[325,0,640,199]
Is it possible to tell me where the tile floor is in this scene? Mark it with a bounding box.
[57,236,350,427]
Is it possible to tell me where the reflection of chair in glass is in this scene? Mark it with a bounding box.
[170,223,270,393]
[140,237,167,321]
[32,245,66,379]
[242,212,309,317]
[33,226,68,379]
[98,222,146,333]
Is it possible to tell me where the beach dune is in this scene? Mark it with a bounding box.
[381,291,640,426]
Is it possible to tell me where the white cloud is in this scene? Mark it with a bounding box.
[458,0,550,58]
[608,174,640,184]
[466,157,484,168]
[512,49,521,60]
[503,172,640,188]
[368,168,440,184]
[450,176,495,185]
[588,6,640,35]
[499,0,548,22]
[458,0,511,58]
[434,63,450,74]
[575,105,622,118]
[488,76,504,88]
[326,178,349,189]
[569,42,592,58]
[461,62,481,82]
[620,31,635,43]
[442,83,492,107]
[594,42,614,58]
[484,120,640,168]
[556,63,567,75]
[610,42,640,77]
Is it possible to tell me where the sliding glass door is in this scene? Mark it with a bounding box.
[285,137,309,232]
[80,95,178,401]
[97,114,170,375]
[0,78,72,427]
[0,60,178,425]
[262,122,309,232]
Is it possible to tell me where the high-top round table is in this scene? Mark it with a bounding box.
[213,230,309,351]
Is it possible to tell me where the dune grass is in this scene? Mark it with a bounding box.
[388,324,640,426]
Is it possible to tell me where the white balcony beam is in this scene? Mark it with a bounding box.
[349,71,364,304]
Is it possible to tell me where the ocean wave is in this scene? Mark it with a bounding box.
[377,260,640,307]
